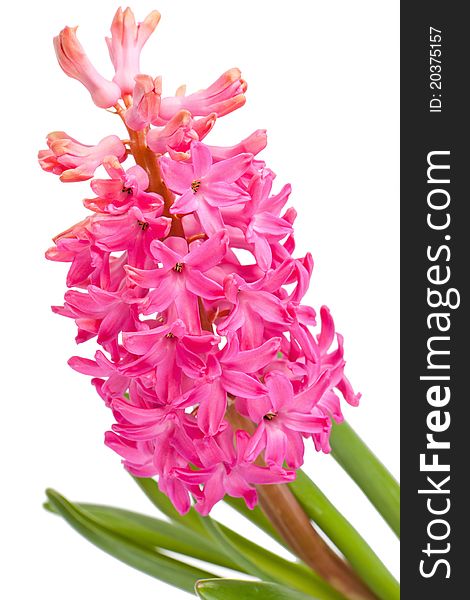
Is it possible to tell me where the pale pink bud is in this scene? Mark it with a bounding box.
[106,8,161,95]
[124,75,162,131]
[208,129,267,161]
[159,68,247,120]
[54,26,121,108]
[39,131,126,182]
[147,110,199,157]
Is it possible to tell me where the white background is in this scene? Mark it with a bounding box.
[0,1,399,598]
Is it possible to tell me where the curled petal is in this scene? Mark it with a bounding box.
[125,75,161,130]
[147,109,197,154]
[159,68,247,120]
[106,8,161,94]
[39,132,126,182]
[185,230,228,270]
[208,129,267,161]
[54,27,121,108]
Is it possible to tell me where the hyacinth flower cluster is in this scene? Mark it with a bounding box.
[40,7,360,518]
[40,10,402,600]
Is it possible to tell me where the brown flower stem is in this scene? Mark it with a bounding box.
[228,408,378,600]
[114,103,184,238]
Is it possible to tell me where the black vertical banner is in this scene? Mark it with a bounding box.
[401,3,468,598]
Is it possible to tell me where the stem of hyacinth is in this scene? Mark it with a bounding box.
[227,407,378,600]
[114,102,184,238]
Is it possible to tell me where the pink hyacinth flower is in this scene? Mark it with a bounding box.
[158,68,247,121]
[69,350,131,407]
[106,8,161,95]
[124,75,162,130]
[160,142,252,235]
[106,417,202,514]
[105,432,158,477]
[126,230,228,332]
[54,26,121,108]
[220,267,294,349]
[316,306,361,408]
[244,175,294,271]
[39,132,126,183]
[120,319,218,401]
[147,110,197,156]
[53,285,144,360]
[184,335,279,436]
[175,429,295,515]
[245,370,331,469]
[90,207,171,257]
[86,156,163,215]
[208,129,267,161]
[147,111,217,159]
[46,218,126,292]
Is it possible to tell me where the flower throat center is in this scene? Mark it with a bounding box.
[173,262,184,273]
[191,180,201,193]
[263,412,277,421]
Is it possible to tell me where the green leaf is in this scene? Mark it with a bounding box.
[330,421,400,538]
[223,495,285,547]
[45,489,215,594]
[215,523,344,600]
[201,515,273,581]
[44,501,243,573]
[132,475,207,536]
[132,477,343,599]
[289,471,400,600]
[195,579,316,600]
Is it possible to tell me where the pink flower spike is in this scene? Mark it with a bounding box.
[106,8,161,95]
[124,75,162,131]
[39,132,126,182]
[159,68,247,121]
[54,26,121,108]
[42,8,362,515]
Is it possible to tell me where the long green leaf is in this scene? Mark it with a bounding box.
[45,489,215,594]
[45,501,243,572]
[133,475,207,535]
[201,515,273,581]
[289,472,399,600]
[217,523,345,600]
[133,477,343,599]
[330,421,400,538]
[195,579,316,600]
[223,495,285,547]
